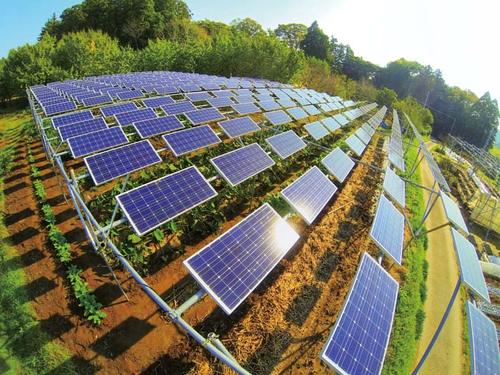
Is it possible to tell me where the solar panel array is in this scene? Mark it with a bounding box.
[383,167,406,208]
[345,134,367,157]
[265,130,307,159]
[218,117,260,138]
[320,117,341,133]
[184,203,300,314]
[163,125,221,156]
[133,115,184,138]
[304,121,330,140]
[185,107,225,125]
[58,117,108,141]
[115,107,157,126]
[52,110,93,128]
[388,110,405,172]
[321,252,399,375]
[264,110,293,126]
[281,167,338,224]
[67,127,128,158]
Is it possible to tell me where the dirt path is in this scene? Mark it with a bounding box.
[414,157,464,374]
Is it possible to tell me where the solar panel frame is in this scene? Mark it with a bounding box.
[133,115,185,138]
[281,166,338,224]
[389,151,406,172]
[115,107,157,126]
[383,167,406,208]
[440,192,469,234]
[218,116,260,138]
[82,94,112,107]
[355,127,371,145]
[287,107,309,120]
[184,203,300,314]
[117,166,218,236]
[257,100,281,111]
[320,252,399,375]
[320,117,341,133]
[163,125,222,157]
[451,228,490,303]
[161,101,197,115]
[370,195,405,265]
[207,97,234,108]
[210,143,275,186]
[67,126,128,158]
[265,130,307,159]
[321,147,355,183]
[302,104,321,116]
[143,96,175,108]
[100,102,138,117]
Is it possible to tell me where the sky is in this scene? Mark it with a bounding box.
[0,0,499,105]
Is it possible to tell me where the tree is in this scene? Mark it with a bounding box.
[230,18,265,37]
[274,23,307,49]
[329,37,352,73]
[464,92,499,148]
[299,21,330,61]
[376,87,398,108]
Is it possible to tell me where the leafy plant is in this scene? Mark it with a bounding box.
[33,180,46,201]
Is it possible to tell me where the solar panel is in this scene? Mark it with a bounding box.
[451,228,490,303]
[355,128,371,145]
[362,123,375,136]
[345,134,366,156]
[133,116,184,138]
[52,110,93,128]
[163,125,221,156]
[211,143,275,186]
[321,252,399,375]
[302,105,321,116]
[212,90,234,98]
[257,100,281,111]
[117,166,217,236]
[389,151,406,172]
[321,147,355,183]
[277,98,296,108]
[179,84,201,92]
[85,140,161,185]
[320,117,341,133]
[184,203,299,314]
[184,107,225,125]
[161,101,197,115]
[218,117,260,138]
[281,166,337,224]
[233,95,255,104]
[207,97,234,108]
[115,108,157,126]
[116,90,144,100]
[383,168,406,208]
[58,117,108,141]
[186,91,212,101]
[440,192,469,234]
[67,127,128,158]
[333,114,349,126]
[370,195,405,264]
[287,107,309,120]
[82,94,112,107]
[101,102,138,117]
[265,130,306,159]
[264,110,293,126]
[304,121,329,140]
[143,96,175,108]
[44,101,77,116]
[231,102,261,115]
[466,301,500,375]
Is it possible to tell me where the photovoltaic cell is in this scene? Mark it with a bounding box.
[186,91,212,101]
[185,107,225,125]
[133,116,184,138]
[231,102,261,115]
[389,151,406,172]
[321,147,355,183]
[115,108,157,126]
[161,101,197,115]
[52,110,93,128]
[184,203,300,314]
[143,96,175,108]
[321,252,399,375]
[117,166,217,236]
[304,121,329,140]
[116,90,144,100]
[211,143,275,186]
[345,134,366,156]
[85,140,161,185]
[264,110,293,126]
[383,167,405,208]
[218,117,260,138]
[451,228,490,303]
[43,101,77,116]
[58,117,108,141]
[67,127,128,158]
[440,192,469,234]
[257,100,281,111]
[333,114,349,126]
[370,195,405,265]
[82,94,112,107]
[277,98,296,108]
[355,127,371,145]
[467,301,500,375]
[265,130,306,159]
[101,102,138,117]
[302,105,321,116]
[281,166,337,224]
[320,117,341,133]
[163,125,221,156]
[207,97,234,108]
[287,107,309,120]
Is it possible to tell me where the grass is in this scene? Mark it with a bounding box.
[382,138,429,375]
[0,110,77,374]
[490,146,500,158]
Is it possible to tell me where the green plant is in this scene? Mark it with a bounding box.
[30,164,40,178]
[33,180,46,201]
[41,203,56,224]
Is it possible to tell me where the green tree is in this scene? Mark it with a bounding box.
[230,18,265,37]
[463,92,499,148]
[300,21,330,61]
[376,87,398,108]
[274,23,307,49]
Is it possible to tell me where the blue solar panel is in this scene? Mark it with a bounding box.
[233,95,255,104]
[117,166,217,236]
[281,166,337,224]
[345,134,367,156]
[211,143,275,186]
[133,115,184,138]
[265,130,306,159]
[321,147,355,183]
[212,90,234,98]
[278,99,296,108]
[186,92,212,101]
[115,108,157,126]
[451,228,490,303]
[44,101,77,116]
[201,83,220,91]
[218,117,260,138]
[231,102,261,115]
[184,108,225,125]
[52,110,93,128]
[82,94,112,107]
[257,100,281,111]
[161,101,197,115]
[383,168,405,208]
[143,96,175,108]
[370,195,405,264]
[116,90,144,100]
[184,203,300,314]
[100,102,138,117]
[302,105,321,116]
[320,117,341,132]
[467,301,500,375]
[207,97,234,108]
[58,117,108,141]
[287,107,309,120]
[333,114,349,126]
[264,110,293,126]
[355,128,371,145]
[440,192,469,234]
[321,252,399,375]
[163,125,221,156]
[85,140,161,185]
[389,151,406,173]
[179,84,201,92]
[67,127,128,158]
[304,121,329,140]
[155,86,179,95]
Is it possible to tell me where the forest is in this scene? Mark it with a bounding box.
[0,0,498,148]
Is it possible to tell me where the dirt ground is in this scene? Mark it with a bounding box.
[414,157,464,375]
